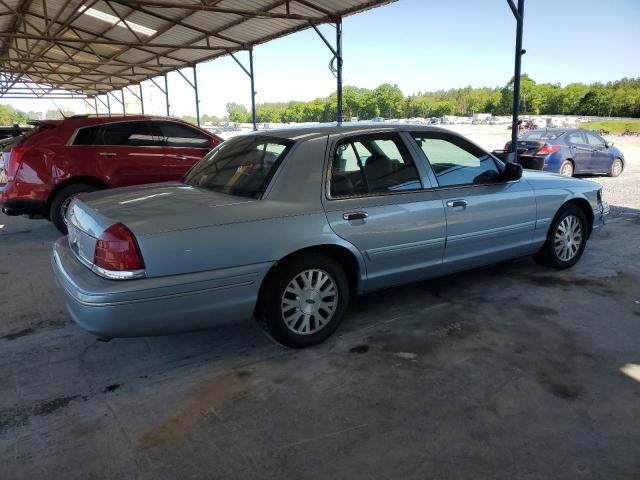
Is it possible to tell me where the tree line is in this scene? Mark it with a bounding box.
[1,75,638,126]
[226,75,640,123]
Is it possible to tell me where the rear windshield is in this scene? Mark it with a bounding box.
[182,135,293,199]
[521,130,565,141]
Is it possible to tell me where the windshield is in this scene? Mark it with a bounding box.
[521,130,565,141]
[182,135,293,199]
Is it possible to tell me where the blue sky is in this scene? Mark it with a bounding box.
[6,0,640,117]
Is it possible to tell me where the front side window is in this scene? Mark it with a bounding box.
[158,122,211,148]
[182,136,292,199]
[412,133,501,187]
[585,132,605,147]
[566,131,586,144]
[330,135,421,197]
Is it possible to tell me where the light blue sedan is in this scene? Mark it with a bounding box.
[52,124,609,348]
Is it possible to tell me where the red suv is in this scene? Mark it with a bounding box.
[0,115,222,233]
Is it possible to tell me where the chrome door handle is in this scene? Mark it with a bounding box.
[446,199,468,208]
[174,155,188,160]
[343,211,368,221]
[98,152,116,157]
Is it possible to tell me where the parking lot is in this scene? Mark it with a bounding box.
[1,138,639,478]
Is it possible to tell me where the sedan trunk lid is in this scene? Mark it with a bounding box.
[69,182,254,238]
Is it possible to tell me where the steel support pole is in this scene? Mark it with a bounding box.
[164,75,170,116]
[193,66,200,126]
[94,97,98,115]
[106,93,111,116]
[122,89,126,115]
[140,84,145,114]
[335,16,343,123]
[249,48,257,130]
[509,0,525,163]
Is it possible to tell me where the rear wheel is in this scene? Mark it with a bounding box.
[608,158,623,177]
[534,204,587,270]
[49,184,98,234]
[261,254,350,348]
[560,160,574,177]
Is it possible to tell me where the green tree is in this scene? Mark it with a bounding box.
[226,102,250,123]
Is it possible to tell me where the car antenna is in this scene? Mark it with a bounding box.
[51,100,68,119]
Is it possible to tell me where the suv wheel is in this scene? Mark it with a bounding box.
[50,184,98,234]
[262,254,350,348]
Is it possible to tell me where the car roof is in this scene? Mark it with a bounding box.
[35,115,200,128]
[250,122,456,141]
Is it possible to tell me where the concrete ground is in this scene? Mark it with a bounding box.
[1,210,640,480]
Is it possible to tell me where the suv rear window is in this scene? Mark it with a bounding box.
[182,136,293,199]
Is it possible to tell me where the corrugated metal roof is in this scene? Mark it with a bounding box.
[0,0,395,98]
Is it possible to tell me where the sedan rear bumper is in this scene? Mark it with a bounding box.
[52,237,272,338]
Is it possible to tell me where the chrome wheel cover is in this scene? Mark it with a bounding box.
[554,214,583,262]
[61,195,77,226]
[612,159,623,176]
[281,269,338,335]
[561,162,573,177]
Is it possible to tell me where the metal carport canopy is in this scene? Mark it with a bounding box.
[0,0,394,99]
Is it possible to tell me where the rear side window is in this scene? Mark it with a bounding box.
[100,122,163,146]
[182,136,292,199]
[330,134,421,197]
[412,132,501,187]
[158,122,210,148]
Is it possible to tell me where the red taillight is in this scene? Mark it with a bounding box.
[536,145,561,155]
[94,223,145,272]
[7,146,27,181]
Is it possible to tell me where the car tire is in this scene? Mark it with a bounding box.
[261,253,350,348]
[559,160,574,177]
[50,184,98,234]
[533,204,588,270]
[608,158,623,177]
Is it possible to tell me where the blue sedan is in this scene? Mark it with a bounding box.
[52,124,609,348]
[505,128,625,177]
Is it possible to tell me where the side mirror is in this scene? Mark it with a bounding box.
[606,141,614,148]
[503,162,523,181]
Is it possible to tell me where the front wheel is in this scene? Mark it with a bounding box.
[261,254,350,348]
[608,158,623,177]
[49,184,98,234]
[534,204,587,270]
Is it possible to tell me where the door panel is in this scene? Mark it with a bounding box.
[437,182,537,269]
[584,131,611,172]
[325,193,446,291]
[96,121,168,186]
[157,122,213,179]
[566,131,590,173]
[322,132,446,291]
[409,130,538,271]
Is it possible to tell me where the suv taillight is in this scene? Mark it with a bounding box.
[535,145,561,155]
[94,223,145,276]
[7,146,27,181]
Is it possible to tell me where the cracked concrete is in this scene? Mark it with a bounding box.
[1,211,639,479]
